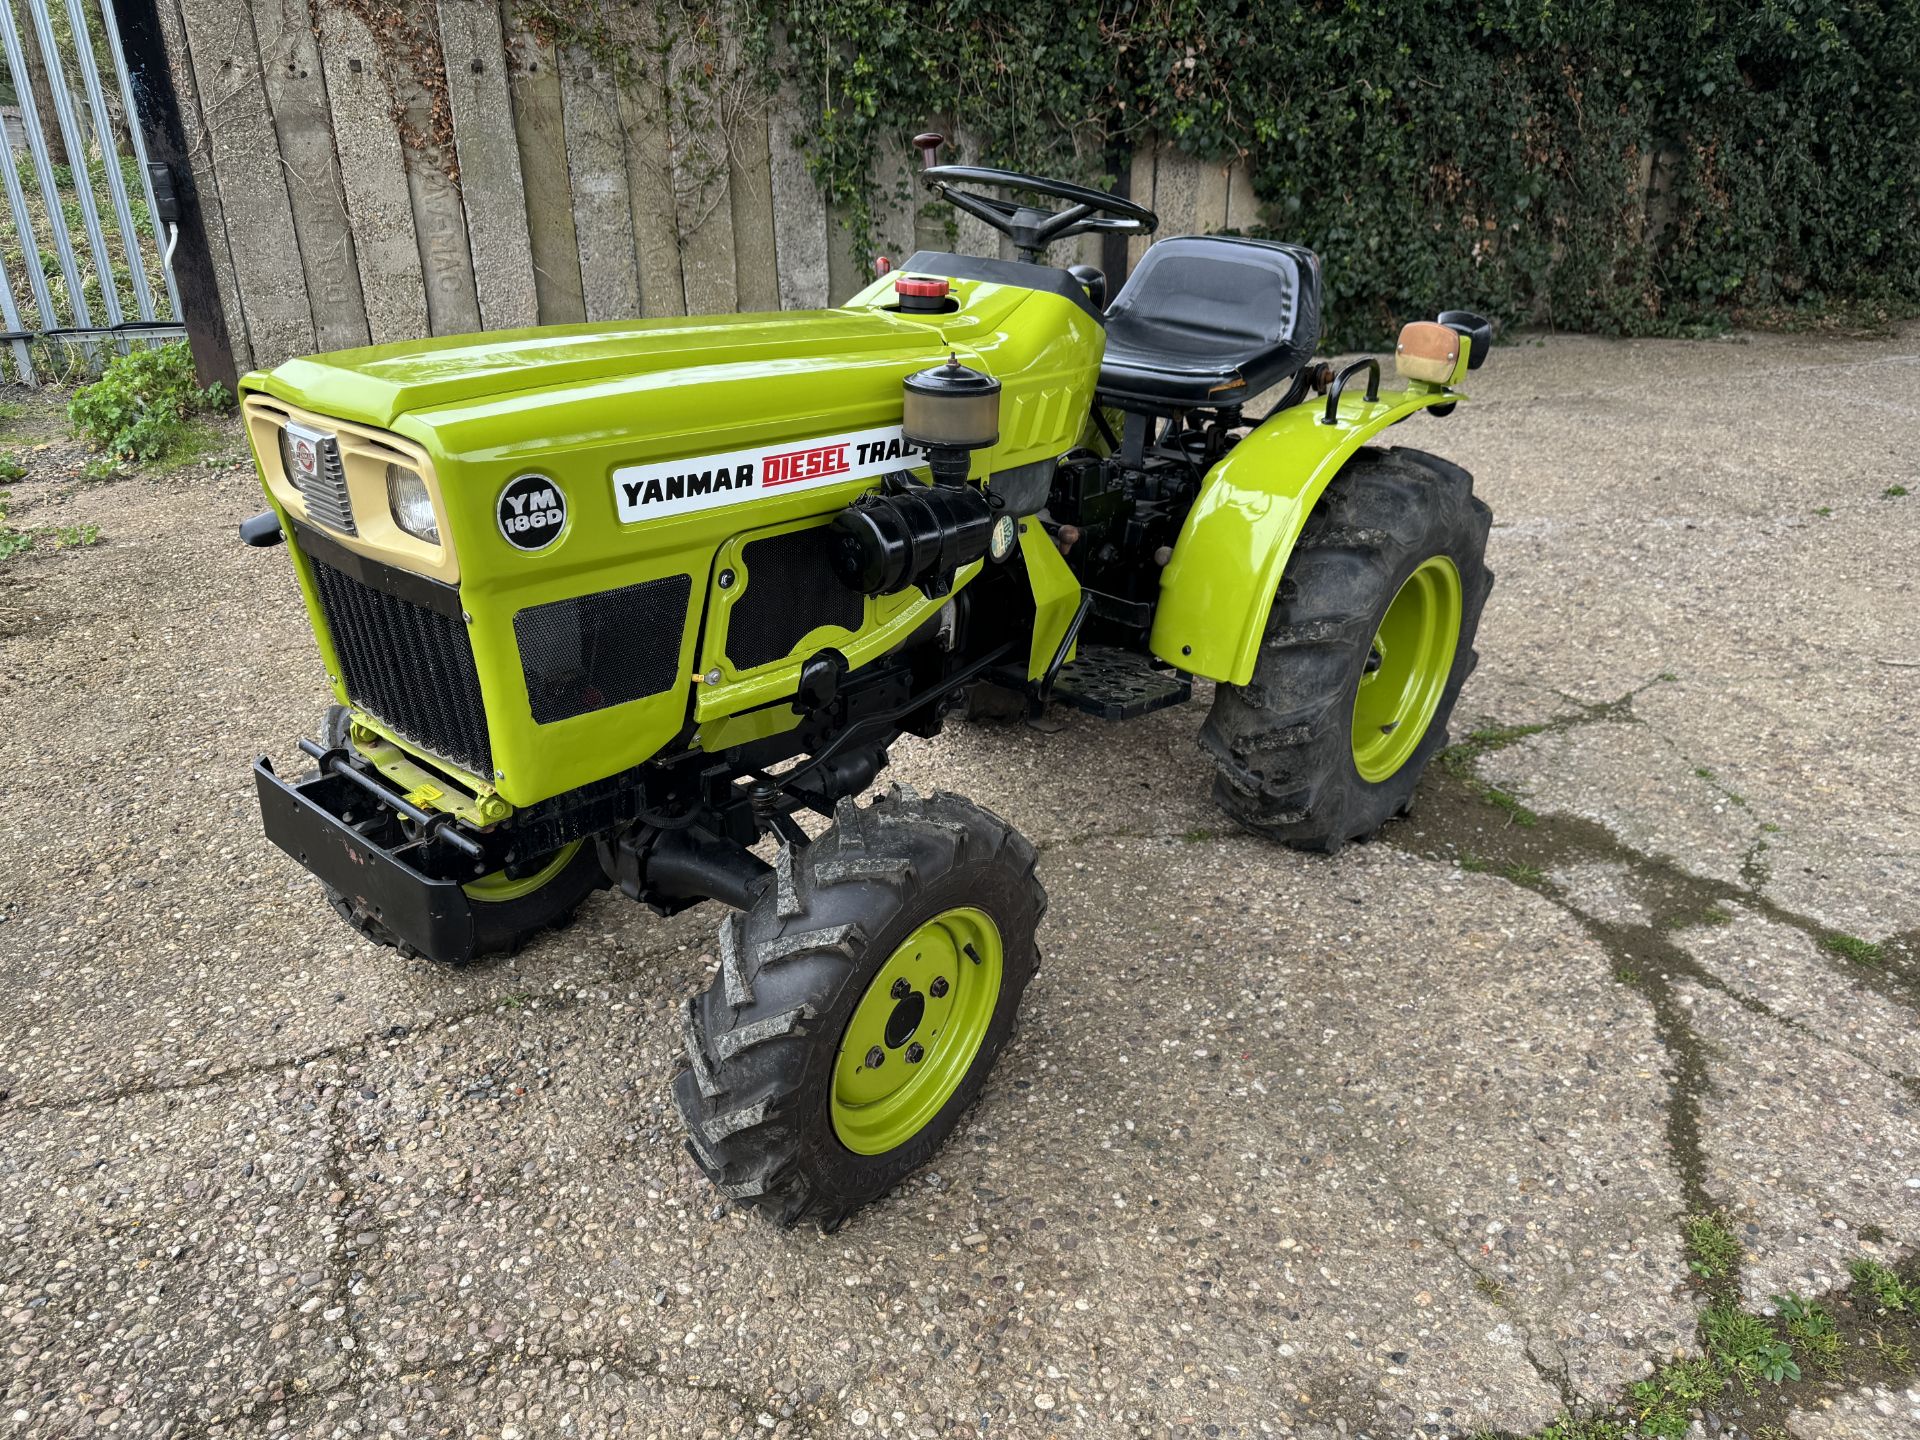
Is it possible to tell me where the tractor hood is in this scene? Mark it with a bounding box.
[252,309,960,430]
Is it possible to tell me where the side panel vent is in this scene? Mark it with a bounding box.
[514,575,693,724]
[727,526,863,672]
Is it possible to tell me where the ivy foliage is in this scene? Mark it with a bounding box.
[752,0,1920,345]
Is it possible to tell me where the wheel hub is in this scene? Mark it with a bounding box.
[831,907,1004,1155]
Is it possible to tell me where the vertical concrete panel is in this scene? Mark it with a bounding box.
[728,110,780,312]
[1225,160,1260,233]
[499,3,583,323]
[557,52,639,322]
[617,84,685,318]
[766,81,828,309]
[825,202,863,305]
[248,0,368,351]
[407,157,483,336]
[1151,147,1207,240]
[317,6,428,344]
[870,144,915,270]
[665,38,735,317]
[1126,142,1157,271]
[436,0,537,330]
[946,129,1002,259]
[174,0,313,363]
[1192,155,1230,234]
[151,0,251,370]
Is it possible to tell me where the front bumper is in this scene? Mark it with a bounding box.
[254,754,478,964]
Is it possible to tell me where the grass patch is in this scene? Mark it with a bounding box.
[1504,861,1544,885]
[1438,722,1548,777]
[1180,827,1217,843]
[1484,785,1539,826]
[1850,1257,1920,1314]
[1887,484,1910,498]
[1772,1292,1841,1375]
[0,453,23,484]
[1823,933,1885,966]
[1683,1210,1742,1281]
[1703,1302,1799,1385]
[68,341,232,468]
[0,492,105,565]
[1472,1272,1507,1306]
[0,400,23,431]
[1812,505,1833,517]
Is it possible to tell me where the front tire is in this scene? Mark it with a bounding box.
[674,784,1045,1230]
[316,705,607,963]
[1201,447,1493,852]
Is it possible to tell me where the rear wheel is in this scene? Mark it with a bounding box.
[317,705,607,962]
[674,784,1045,1230]
[1201,447,1492,852]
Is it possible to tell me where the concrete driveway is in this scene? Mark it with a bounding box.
[2,326,1917,1438]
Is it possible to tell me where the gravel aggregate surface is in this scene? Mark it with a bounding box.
[3,325,1917,1437]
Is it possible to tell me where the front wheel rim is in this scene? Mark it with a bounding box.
[462,840,583,903]
[1351,556,1463,783]
[831,907,1004,1155]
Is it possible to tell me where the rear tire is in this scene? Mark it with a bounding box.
[674,784,1045,1230]
[1201,447,1492,853]
[317,705,607,963]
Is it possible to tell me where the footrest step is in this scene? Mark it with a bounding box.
[1051,647,1191,721]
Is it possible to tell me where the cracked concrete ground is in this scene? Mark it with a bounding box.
[2,323,1917,1438]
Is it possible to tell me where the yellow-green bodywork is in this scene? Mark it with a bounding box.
[1149,367,1469,684]
[242,273,1104,809]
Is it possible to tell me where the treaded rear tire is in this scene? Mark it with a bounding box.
[1200,447,1493,853]
[674,783,1046,1230]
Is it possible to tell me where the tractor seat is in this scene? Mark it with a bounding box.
[1096,236,1322,411]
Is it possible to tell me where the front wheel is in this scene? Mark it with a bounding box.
[674,784,1045,1230]
[1201,447,1493,852]
[316,705,608,962]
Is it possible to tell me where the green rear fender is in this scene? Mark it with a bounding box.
[1149,382,1463,685]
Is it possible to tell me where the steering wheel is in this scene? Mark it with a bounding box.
[913,133,1157,260]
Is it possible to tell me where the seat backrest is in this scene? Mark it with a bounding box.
[1106,236,1321,361]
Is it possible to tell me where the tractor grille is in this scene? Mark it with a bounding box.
[513,575,692,724]
[727,526,863,671]
[308,557,493,777]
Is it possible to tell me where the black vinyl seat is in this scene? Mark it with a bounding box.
[1096,236,1322,411]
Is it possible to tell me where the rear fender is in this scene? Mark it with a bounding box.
[1149,381,1462,685]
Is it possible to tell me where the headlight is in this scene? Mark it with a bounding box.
[386,463,439,544]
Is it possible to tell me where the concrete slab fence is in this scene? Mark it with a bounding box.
[146,0,1261,379]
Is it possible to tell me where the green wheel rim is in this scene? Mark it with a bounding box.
[1351,556,1463,783]
[462,840,583,903]
[831,907,1003,1155]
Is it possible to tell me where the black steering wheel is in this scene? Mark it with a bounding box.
[914,134,1157,260]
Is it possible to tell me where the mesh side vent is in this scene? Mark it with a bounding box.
[514,575,693,725]
[727,526,864,672]
[308,558,490,776]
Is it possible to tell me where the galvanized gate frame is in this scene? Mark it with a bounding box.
[0,0,184,381]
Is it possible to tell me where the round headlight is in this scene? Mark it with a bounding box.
[386,463,439,544]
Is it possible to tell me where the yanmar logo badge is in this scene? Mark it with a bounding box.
[612,425,923,523]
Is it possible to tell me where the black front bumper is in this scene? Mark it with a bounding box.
[254,755,478,964]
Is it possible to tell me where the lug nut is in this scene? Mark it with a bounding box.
[891,978,912,1000]
[865,1047,884,1069]
[929,976,949,998]
[906,1043,925,1063]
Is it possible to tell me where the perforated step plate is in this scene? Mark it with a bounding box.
[1051,646,1192,721]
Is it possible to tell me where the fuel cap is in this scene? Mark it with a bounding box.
[895,275,951,313]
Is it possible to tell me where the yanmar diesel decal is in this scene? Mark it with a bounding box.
[611,424,924,523]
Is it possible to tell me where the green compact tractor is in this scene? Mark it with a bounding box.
[241,137,1493,1229]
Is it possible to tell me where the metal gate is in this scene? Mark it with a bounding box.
[0,0,183,383]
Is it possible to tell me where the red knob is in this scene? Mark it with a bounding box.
[895,275,949,298]
[912,132,946,169]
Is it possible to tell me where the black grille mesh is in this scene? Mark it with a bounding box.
[308,558,493,777]
[727,527,863,671]
[514,575,692,724]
